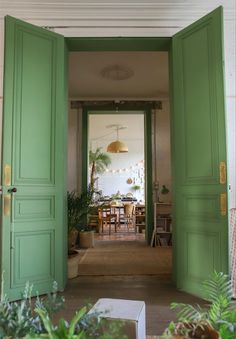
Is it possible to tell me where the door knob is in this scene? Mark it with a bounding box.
[7,187,17,193]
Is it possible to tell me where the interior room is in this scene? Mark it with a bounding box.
[68,52,172,250]
[1,4,234,335]
[88,113,145,204]
[88,112,146,237]
[67,50,172,247]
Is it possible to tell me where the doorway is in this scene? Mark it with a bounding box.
[88,112,146,241]
[67,49,170,246]
[67,49,173,277]
[2,8,228,300]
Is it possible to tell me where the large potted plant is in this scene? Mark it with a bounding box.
[68,186,101,251]
[67,186,99,278]
[163,271,236,338]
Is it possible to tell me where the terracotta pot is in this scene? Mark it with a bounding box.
[79,231,94,248]
[173,322,220,339]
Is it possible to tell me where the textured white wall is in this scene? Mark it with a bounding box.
[0,21,4,181]
[90,140,145,202]
[0,1,235,209]
[67,108,78,192]
[154,102,172,203]
[68,106,171,203]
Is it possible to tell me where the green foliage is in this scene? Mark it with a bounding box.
[67,186,100,232]
[25,305,128,339]
[89,147,111,190]
[131,185,141,192]
[0,281,127,338]
[35,281,65,317]
[89,147,111,175]
[165,271,236,339]
[0,281,65,338]
[26,306,87,338]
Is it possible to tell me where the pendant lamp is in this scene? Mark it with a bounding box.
[106,125,128,153]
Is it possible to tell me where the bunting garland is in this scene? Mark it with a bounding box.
[105,160,144,174]
[89,160,144,174]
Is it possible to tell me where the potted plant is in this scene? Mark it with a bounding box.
[68,186,101,251]
[67,186,99,278]
[163,271,236,338]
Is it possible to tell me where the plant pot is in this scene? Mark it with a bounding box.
[79,231,94,248]
[68,228,78,253]
[67,250,80,279]
[172,322,220,339]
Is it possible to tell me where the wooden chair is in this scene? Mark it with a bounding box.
[120,203,136,232]
[98,205,118,235]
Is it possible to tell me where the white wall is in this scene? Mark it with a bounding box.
[89,113,145,201]
[91,140,145,202]
[67,108,78,192]
[68,106,172,203]
[0,0,235,210]
[154,102,172,203]
[0,20,4,181]
[224,20,236,209]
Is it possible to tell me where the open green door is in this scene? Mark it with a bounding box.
[171,7,228,297]
[1,16,67,300]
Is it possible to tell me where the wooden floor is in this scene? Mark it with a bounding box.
[59,229,203,336]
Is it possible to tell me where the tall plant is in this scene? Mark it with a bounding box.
[89,147,111,190]
[67,186,95,233]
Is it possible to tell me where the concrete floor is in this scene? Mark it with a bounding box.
[56,274,203,336]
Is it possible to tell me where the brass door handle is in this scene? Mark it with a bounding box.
[220,193,227,216]
[3,194,11,217]
[220,162,226,184]
[4,164,11,186]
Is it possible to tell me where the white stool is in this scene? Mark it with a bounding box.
[88,298,146,339]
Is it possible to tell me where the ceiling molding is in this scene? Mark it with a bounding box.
[1,1,235,23]
[70,100,162,110]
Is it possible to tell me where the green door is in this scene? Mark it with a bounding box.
[171,7,228,297]
[1,16,67,300]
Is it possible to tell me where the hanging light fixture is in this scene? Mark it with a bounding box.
[106,124,128,153]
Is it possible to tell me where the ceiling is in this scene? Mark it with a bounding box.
[89,113,144,140]
[69,51,169,99]
[89,113,144,153]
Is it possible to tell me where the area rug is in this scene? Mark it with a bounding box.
[78,240,172,276]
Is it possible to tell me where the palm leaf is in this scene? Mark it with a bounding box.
[89,147,111,173]
[171,303,206,322]
[202,271,232,304]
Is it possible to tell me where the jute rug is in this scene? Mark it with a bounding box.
[78,239,172,276]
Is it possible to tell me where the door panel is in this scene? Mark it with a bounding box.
[2,16,67,300]
[14,30,55,183]
[171,7,228,297]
